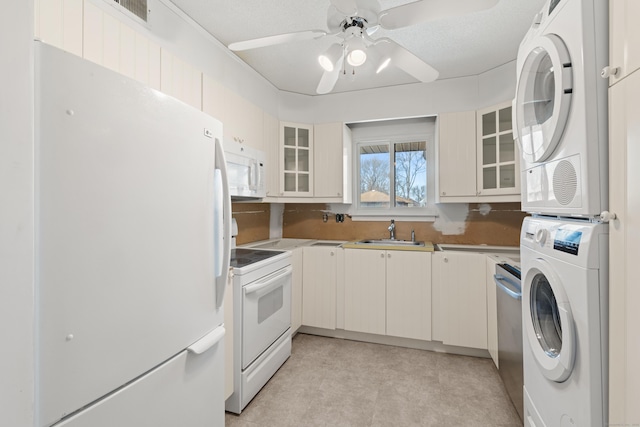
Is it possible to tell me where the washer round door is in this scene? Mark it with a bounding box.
[514,34,573,164]
[523,257,575,382]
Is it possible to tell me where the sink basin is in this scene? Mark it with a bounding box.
[356,239,425,247]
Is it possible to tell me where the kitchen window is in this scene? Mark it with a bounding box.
[349,117,437,219]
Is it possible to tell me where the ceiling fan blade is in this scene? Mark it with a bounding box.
[378,0,500,30]
[228,30,327,51]
[375,38,439,82]
[330,0,358,16]
[316,54,345,94]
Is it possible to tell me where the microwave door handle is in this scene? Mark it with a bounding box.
[249,160,257,190]
[244,265,293,297]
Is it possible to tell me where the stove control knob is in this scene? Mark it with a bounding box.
[535,228,548,246]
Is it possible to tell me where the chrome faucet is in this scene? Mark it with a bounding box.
[388,219,396,240]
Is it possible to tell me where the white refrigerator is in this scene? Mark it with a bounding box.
[34,42,231,427]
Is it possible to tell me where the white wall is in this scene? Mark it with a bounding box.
[279,61,517,124]
[0,1,35,426]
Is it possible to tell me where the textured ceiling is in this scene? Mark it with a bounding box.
[169,0,546,96]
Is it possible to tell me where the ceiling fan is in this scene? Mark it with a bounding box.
[228,0,500,94]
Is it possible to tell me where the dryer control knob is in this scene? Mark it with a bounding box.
[535,228,548,246]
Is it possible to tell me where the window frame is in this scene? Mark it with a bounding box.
[351,130,437,220]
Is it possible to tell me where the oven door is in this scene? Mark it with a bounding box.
[242,265,292,369]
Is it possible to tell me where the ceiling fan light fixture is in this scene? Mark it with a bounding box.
[318,43,343,72]
[347,49,367,67]
[346,36,367,67]
[376,57,391,74]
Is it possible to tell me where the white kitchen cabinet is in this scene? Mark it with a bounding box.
[608,65,640,424]
[83,2,161,92]
[609,0,640,85]
[344,249,431,339]
[302,246,338,330]
[386,251,432,341]
[290,247,304,333]
[160,50,202,110]
[313,122,353,202]
[225,90,264,151]
[34,0,83,57]
[432,251,487,350]
[344,249,386,335]
[279,122,314,197]
[203,76,265,151]
[263,112,280,198]
[438,111,477,199]
[202,74,226,125]
[437,103,519,202]
[485,255,500,368]
[476,102,520,197]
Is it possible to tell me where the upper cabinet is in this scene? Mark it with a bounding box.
[202,76,265,151]
[609,0,640,85]
[476,102,519,196]
[438,111,477,198]
[34,0,83,57]
[313,123,353,202]
[225,91,264,152]
[437,101,520,202]
[279,122,314,197]
[267,121,352,202]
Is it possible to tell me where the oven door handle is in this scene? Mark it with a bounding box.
[244,265,293,297]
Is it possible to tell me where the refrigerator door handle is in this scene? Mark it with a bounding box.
[187,326,226,355]
[214,138,232,308]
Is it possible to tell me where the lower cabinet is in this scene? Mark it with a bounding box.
[290,247,304,333]
[485,255,500,368]
[344,249,432,340]
[386,251,432,341]
[432,252,488,350]
[344,250,386,334]
[301,246,338,329]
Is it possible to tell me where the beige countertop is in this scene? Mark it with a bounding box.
[342,241,436,252]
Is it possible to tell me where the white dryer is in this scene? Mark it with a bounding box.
[520,216,608,426]
[513,0,608,218]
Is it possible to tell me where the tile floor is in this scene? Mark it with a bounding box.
[225,333,522,427]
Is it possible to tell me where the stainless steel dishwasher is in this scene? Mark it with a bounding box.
[494,263,523,421]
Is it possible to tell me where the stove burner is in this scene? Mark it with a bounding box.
[230,248,285,269]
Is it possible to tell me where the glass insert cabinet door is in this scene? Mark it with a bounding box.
[476,102,520,195]
[280,122,313,196]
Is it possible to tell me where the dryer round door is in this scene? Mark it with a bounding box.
[523,257,575,382]
[514,34,573,164]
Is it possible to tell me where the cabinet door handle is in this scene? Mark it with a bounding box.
[443,257,448,263]
[380,253,384,258]
[330,251,334,256]
[387,253,391,258]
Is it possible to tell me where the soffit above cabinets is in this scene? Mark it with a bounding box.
[168,0,546,96]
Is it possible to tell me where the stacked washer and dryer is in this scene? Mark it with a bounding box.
[513,0,610,426]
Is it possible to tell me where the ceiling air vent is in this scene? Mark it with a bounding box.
[113,0,147,22]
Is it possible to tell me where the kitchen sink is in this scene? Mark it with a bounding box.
[355,239,425,247]
[310,242,343,247]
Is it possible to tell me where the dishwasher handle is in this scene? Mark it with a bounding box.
[494,274,522,300]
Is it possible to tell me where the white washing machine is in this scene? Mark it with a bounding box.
[520,216,608,426]
[513,0,608,218]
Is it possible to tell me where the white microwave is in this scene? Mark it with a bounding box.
[224,139,266,200]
